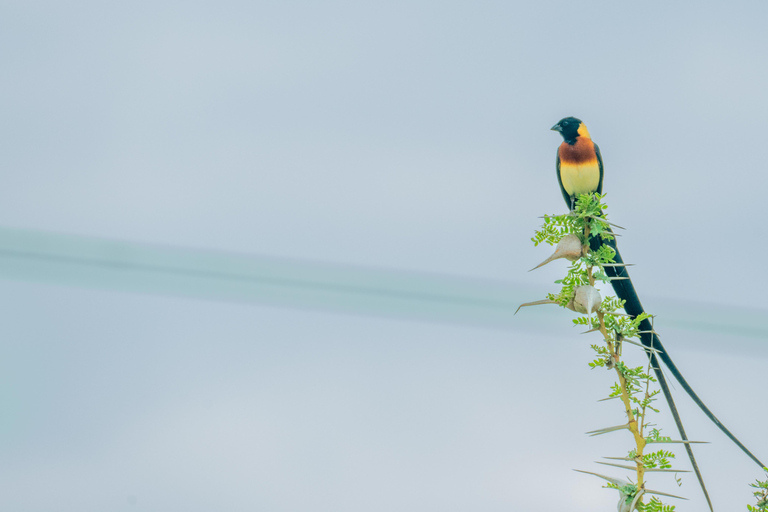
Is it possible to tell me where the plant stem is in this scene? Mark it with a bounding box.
[585,225,647,496]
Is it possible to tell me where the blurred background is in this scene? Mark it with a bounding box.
[1,1,766,510]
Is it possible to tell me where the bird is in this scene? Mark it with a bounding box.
[551,117,604,210]
[551,117,765,510]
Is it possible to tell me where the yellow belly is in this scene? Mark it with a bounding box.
[560,162,600,197]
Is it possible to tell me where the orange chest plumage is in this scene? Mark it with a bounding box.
[558,138,598,165]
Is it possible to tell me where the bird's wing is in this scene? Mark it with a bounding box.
[594,142,604,195]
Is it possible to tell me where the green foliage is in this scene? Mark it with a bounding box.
[588,343,610,369]
[748,468,768,511]
[531,193,614,248]
[604,483,677,512]
[532,194,624,308]
[608,382,623,398]
[574,194,608,225]
[582,243,617,268]
[592,268,611,283]
[615,361,649,389]
[605,482,639,506]
[640,389,661,414]
[601,296,625,313]
[530,207,587,247]
[575,194,614,241]
[610,362,660,415]
[531,215,573,246]
[572,314,601,333]
[646,428,673,444]
[588,358,606,369]
[640,496,676,512]
[641,449,676,469]
[529,192,680,510]
[551,259,591,307]
[605,311,651,340]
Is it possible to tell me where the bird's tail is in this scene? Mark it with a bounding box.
[591,231,766,510]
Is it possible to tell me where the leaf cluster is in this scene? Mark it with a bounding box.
[640,449,676,469]
[588,343,610,369]
[531,192,615,248]
[605,482,638,503]
[574,193,615,241]
[529,192,680,508]
[639,496,676,512]
[645,428,673,444]
[605,483,677,512]
[605,312,651,340]
[552,259,591,307]
[534,194,622,308]
[615,362,652,390]
[748,468,768,511]
[600,296,625,313]
[531,214,579,247]
[611,360,660,416]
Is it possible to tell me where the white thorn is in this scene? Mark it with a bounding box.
[514,299,559,315]
[529,234,583,271]
[644,489,689,500]
[573,469,628,487]
[586,423,630,436]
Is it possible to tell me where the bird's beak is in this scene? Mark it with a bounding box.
[551,123,562,132]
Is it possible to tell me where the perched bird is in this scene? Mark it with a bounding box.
[551,117,603,209]
[551,117,765,510]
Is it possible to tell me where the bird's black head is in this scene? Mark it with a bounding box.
[551,117,585,144]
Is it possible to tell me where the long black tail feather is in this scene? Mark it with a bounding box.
[591,233,765,509]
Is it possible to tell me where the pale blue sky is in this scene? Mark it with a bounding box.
[0,1,766,510]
